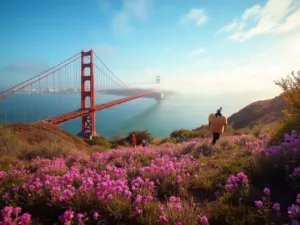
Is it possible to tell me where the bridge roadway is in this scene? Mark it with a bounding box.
[39,92,156,125]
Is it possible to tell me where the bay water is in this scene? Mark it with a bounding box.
[0,92,256,138]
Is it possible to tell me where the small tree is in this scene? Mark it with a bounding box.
[273,71,300,141]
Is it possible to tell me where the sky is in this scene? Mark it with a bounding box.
[1,0,300,100]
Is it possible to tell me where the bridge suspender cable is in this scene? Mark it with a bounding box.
[0,52,81,96]
[0,55,81,100]
[93,51,129,89]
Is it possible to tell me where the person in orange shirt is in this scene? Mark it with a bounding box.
[208,107,227,145]
[131,134,136,148]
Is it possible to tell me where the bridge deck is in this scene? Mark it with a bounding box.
[40,92,156,125]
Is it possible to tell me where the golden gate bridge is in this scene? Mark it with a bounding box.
[0,50,161,138]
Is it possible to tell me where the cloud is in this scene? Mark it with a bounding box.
[2,60,47,73]
[131,30,300,98]
[111,0,153,35]
[94,44,116,58]
[180,8,207,26]
[218,0,300,41]
[187,48,205,58]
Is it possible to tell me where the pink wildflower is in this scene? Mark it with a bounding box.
[255,200,263,208]
[93,212,99,220]
[263,187,270,196]
[272,202,280,212]
[17,213,31,225]
[159,215,168,223]
[200,216,209,225]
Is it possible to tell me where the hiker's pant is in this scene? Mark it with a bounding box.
[211,132,220,145]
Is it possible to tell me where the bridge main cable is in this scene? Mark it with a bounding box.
[0,54,81,100]
[0,52,81,96]
[93,51,131,90]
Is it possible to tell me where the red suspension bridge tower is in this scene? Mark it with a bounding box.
[81,50,97,137]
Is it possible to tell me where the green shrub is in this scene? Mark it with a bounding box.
[270,117,300,145]
[272,72,300,142]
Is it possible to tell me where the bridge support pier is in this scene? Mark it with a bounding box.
[80,50,98,138]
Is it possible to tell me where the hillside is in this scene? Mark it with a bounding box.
[228,94,286,129]
[0,122,89,151]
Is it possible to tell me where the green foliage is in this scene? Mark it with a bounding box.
[126,130,153,145]
[272,72,300,142]
[270,117,300,144]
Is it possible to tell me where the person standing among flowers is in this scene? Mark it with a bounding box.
[131,134,136,148]
[208,107,227,145]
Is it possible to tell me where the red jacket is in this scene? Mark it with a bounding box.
[131,136,136,144]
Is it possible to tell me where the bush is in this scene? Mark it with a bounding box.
[272,71,300,142]
[270,117,300,145]
[126,130,153,145]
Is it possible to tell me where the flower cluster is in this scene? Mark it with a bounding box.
[287,193,300,224]
[225,172,248,190]
[0,143,202,224]
[0,206,31,225]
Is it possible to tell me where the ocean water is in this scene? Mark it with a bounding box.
[0,92,251,138]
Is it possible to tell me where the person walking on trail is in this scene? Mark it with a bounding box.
[145,140,149,146]
[208,107,227,145]
[131,134,136,148]
[142,140,146,148]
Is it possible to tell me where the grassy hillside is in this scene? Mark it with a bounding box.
[1,122,300,224]
[228,94,285,129]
